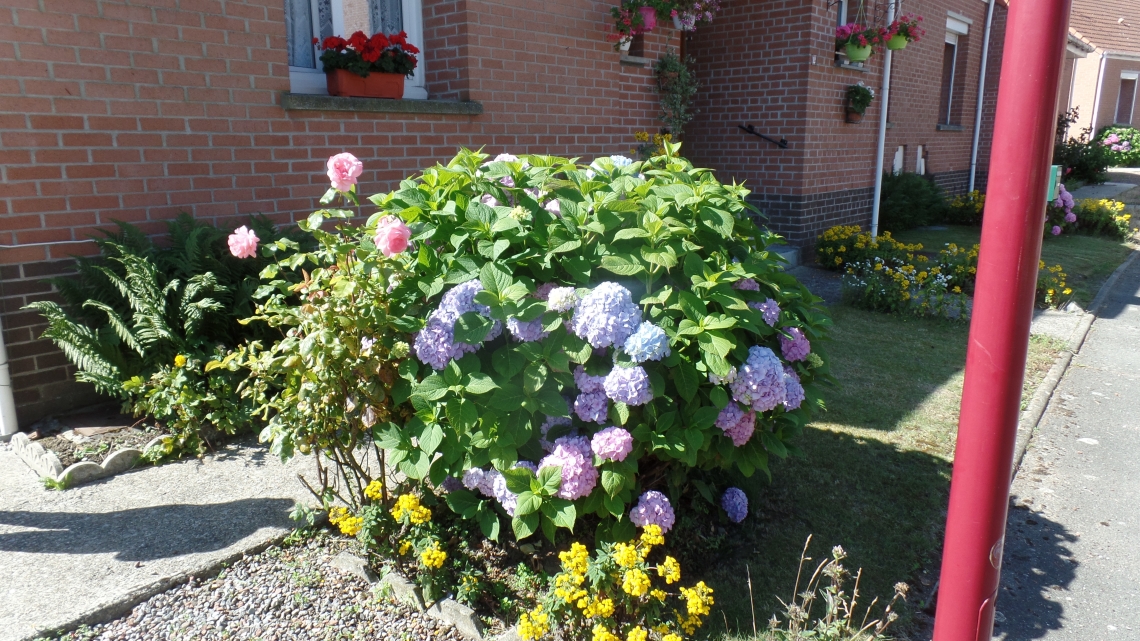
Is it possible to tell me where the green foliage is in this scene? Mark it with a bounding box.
[844,84,874,115]
[945,190,985,226]
[878,172,948,232]
[1095,125,1140,167]
[653,50,699,137]
[1053,109,1110,184]
[1073,198,1134,239]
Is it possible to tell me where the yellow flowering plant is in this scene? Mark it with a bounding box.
[519,525,714,641]
[1073,198,1134,240]
[946,190,985,226]
[1035,262,1072,309]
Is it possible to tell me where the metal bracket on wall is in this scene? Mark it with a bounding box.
[738,124,789,149]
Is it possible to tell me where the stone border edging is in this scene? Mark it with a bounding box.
[10,432,166,488]
[1011,248,1140,478]
[329,550,519,641]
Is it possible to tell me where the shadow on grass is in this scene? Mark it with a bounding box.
[691,427,951,637]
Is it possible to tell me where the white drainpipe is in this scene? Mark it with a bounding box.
[870,0,897,239]
[0,314,17,439]
[968,0,997,193]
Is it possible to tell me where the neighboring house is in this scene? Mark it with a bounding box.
[1058,0,1140,135]
[0,0,1007,427]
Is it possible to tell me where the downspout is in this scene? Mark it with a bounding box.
[1089,51,1107,130]
[968,0,997,192]
[0,315,17,440]
[870,0,896,239]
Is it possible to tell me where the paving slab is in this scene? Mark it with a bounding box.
[994,251,1140,639]
[1029,307,1086,343]
[0,439,314,641]
[1068,182,1135,202]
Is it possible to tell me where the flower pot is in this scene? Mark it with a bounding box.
[845,43,873,62]
[887,34,909,50]
[845,108,864,124]
[325,68,404,99]
[672,13,683,30]
[639,6,657,32]
[619,35,632,52]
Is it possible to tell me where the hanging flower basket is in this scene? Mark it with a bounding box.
[845,43,873,62]
[886,34,908,50]
[639,6,658,31]
[844,82,874,124]
[836,23,882,62]
[885,14,925,51]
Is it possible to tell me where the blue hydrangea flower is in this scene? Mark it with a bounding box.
[622,322,670,362]
[574,391,609,423]
[603,365,653,406]
[783,366,805,410]
[721,487,748,523]
[507,317,548,342]
[569,282,641,349]
[750,298,781,327]
[413,279,500,369]
[629,490,675,532]
[539,415,573,451]
[730,346,786,412]
[573,365,606,394]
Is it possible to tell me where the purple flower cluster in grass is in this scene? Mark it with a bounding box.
[507,316,549,342]
[629,490,676,532]
[750,298,781,327]
[622,322,670,362]
[414,279,502,370]
[539,436,598,500]
[783,366,805,410]
[715,403,756,446]
[591,426,634,462]
[569,282,641,349]
[730,346,787,412]
[721,487,748,523]
[733,278,760,291]
[603,365,653,406]
[779,327,811,362]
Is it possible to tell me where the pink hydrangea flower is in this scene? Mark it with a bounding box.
[227,225,259,259]
[327,152,363,192]
[779,327,811,362]
[1051,225,1062,236]
[374,215,411,257]
[539,436,598,500]
[591,426,633,462]
[1064,212,1077,224]
[630,490,675,532]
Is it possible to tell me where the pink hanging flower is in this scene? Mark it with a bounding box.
[374,216,411,257]
[327,152,363,192]
[227,225,259,259]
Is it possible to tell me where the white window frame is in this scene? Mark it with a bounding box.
[836,0,848,27]
[287,0,426,100]
[1117,71,1139,125]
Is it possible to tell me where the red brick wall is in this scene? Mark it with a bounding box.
[684,0,1007,245]
[0,0,678,426]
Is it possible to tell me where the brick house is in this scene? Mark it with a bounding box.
[0,0,1007,427]
[1056,0,1140,136]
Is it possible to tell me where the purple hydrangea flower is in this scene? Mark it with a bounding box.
[493,153,519,163]
[544,199,562,217]
[547,287,579,313]
[507,316,549,342]
[708,366,737,385]
[574,391,609,423]
[721,487,748,523]
[1052,225,1062,236]
[591,426,634,462]
[534,282,557,300]
[574,365,606,393]
[539,436,598,500]
[479,193,501,208]
[603,366,653,406]
[462,468,486,492]
[569,282,642,349]
[629,490,676,532]
[1064,212,1077,223]
[750,298,781,327]
[715,403,756,446]
[783,366,805,410]
[440,476,464,493]
[733,278,760,291]
[540,415,573,451]
[730,346,787,412]
[622,322,670,363]
[413,280,500,370]
[778,327,811,362]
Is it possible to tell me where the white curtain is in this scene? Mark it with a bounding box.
[371,0,403,34]
[286,0,334,69]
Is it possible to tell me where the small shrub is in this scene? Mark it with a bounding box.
[844,83,874,115]
[653,50,698,137]
[815,225,922,272]
[1053,110,1110,184]
[945,190,985,226]
[1044,183,1077,237]
[1036,261,1072,309]
[879,172,948,232]
[1095,125,1140,167]
[1073,198,1134,239]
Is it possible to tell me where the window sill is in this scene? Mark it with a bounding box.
[834,59,867,72]
[937,123,964,131]
[281,93,483,116]
[620,55,651,67]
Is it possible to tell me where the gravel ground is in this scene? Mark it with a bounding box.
[42,533,464,641]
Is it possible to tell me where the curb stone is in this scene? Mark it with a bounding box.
[1011,248,1140,478]
[330,551,516,641]
[9,432,166,488]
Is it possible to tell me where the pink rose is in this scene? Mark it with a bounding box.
[228,225,259,259]
[327,152,363,192]
[374,216,411,257]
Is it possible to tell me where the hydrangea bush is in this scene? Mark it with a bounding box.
[363,144,833,543]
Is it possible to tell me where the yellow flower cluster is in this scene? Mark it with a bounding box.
[677,581,715,634]
[364,479,385,501]
[640,524,665,547]
[592,624,620,641]
[328,506,363,537]
[398,540,412,555]
[554,544,589,605]
[613,543,640,568]
[621,569,651,597]
[518,605,550,641]
[420,541,447,569]
[657,556,681,584]
[560,542,590,575]
[625,627,648,641]
[173,354,187,368]
[581,597,615,619]
[390,493,431,524]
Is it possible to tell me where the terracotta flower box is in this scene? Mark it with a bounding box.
[326,68,404,100]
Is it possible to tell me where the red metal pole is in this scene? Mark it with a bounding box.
[932,0,1072,639]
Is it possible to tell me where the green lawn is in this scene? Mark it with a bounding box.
[702,306,1064,638]
[894,226,1135,308]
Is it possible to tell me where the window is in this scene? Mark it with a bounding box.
[939,15,971,126]
[1116,72,1138,125]
[836,0,848,27]
[286,0,426,99]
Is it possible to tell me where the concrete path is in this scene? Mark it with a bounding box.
[0,439,313,641]
[1068,182,1135,202]
[994,252,1140,639]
